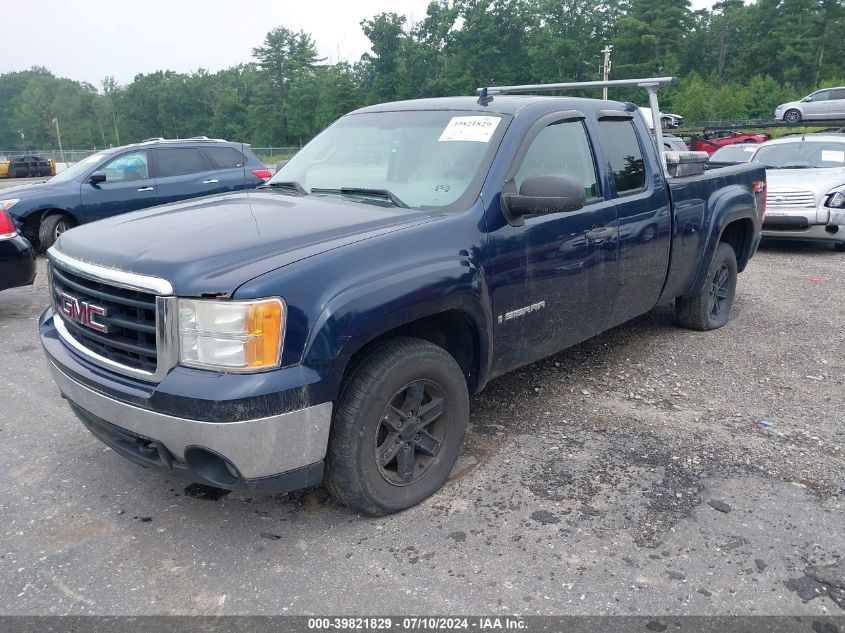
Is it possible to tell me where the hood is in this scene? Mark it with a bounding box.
[766,167,845,204]
[54,191,436,296]
[1,180,58,202]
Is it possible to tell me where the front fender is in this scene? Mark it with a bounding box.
[304,256,493,397]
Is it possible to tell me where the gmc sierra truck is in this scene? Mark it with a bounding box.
[39,78,766,515]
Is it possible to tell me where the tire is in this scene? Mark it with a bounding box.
[834,242,845,253]
[675,242,738,331]
[38,214,74,252]
[325,337,470,516]
[784,109,802,124]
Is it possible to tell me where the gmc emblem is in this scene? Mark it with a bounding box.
[59,291,110,333]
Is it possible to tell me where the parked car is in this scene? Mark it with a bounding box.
[689,131,771,155]
[661,113,685,128]
[750,134,845,251]
[708,144,760,168]
[775,87,845,123]
[0,208,36,292]
[39,83,765,515]
[662,133,689,152]
[2,138,270,252]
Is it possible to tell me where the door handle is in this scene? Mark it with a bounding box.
[203,179,219,184]
[137,186,155,192]
[585,226,615,242]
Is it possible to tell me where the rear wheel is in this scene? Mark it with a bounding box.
[834,242,845,253]
[38,214,74,252]
[676,242,738,331]
[325,337,469,516]
[784,109,802,124]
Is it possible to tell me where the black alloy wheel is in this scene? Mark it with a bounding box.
[374,380,448,486]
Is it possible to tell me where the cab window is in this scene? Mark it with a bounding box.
[514,120,600,200]
[597,120,646,195]
[101,151,149,182]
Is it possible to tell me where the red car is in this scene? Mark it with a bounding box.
[689,131,771,155]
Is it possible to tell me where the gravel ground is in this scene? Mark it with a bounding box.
[1,242,843,616]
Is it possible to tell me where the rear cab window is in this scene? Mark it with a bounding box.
[597,120,647,195]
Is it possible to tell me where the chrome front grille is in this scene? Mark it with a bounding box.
[766,188,816,209]
[47,249,177,383]
[50,264,159,373]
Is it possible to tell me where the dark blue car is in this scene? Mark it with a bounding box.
[2,138,269,251]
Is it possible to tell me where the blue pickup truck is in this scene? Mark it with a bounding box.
[39,79,766,515]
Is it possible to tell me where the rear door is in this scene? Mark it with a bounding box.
[489,113,619,372]
[151,147,221,205]
[199,145,249,193]
[79,150,158,222]
[597,115,671,326]
[826,88,845,118]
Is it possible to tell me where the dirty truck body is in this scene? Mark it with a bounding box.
[39,85,766,515]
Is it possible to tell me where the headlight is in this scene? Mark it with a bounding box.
[826,191,845,208]
[177,298,285,371]
[0,198,20,211]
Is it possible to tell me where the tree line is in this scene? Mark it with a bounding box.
[1,0,844,151]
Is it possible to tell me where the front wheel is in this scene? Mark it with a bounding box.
[676,242,738,331]
[784,109,802,124]
[38,214,74,252]
[325,337,469,516]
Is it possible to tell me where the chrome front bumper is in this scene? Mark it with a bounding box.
[49,359,332,481]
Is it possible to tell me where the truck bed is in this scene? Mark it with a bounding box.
[659,162,766,303]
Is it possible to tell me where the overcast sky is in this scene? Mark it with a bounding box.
[3,0,715,88]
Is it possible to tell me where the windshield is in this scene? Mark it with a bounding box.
[752,141,845,169]
[268,110,509,209]
[711,144,758,162]
[49,152,108,183]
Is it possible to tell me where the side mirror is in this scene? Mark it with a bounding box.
[801,97,812,103]
[88,171,107,185]
[502,174,586,223]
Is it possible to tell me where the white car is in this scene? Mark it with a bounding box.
[750,134,845,251]
[775,87,845,123]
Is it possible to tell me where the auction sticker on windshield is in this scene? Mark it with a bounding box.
[821,150,845,163]
[438,116,501,143]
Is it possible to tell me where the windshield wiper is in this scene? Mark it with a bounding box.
[258,181,308,195]
[310,187,408,208]
[769,165,811,170]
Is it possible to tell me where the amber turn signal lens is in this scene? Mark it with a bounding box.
[244,300,283,368]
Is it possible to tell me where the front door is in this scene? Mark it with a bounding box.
[488,115,618,374]
[804,90,831,119]
[79,150,157,223]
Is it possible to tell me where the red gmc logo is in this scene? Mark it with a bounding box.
[59,291,109,333]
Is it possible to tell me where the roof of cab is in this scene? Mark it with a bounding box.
[350,95,633,117]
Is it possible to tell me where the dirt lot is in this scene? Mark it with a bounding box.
[1,242,843,615]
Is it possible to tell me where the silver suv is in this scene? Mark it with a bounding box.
[775,87,845,123]
[751,134,845,251]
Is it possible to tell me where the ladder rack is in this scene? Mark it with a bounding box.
[478,77,678,171]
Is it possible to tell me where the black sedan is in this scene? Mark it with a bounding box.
[0,208,36,292]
